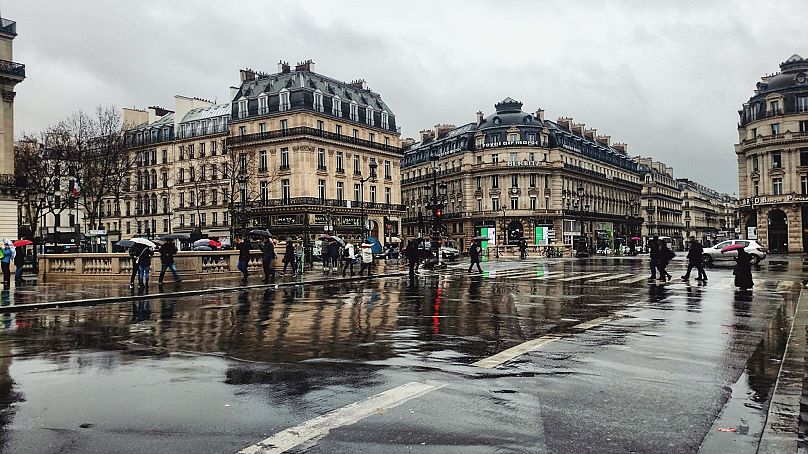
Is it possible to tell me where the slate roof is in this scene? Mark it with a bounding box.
[180,104,230,123]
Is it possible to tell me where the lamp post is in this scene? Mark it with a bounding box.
[576,184,587,256]
[359,160,378,239]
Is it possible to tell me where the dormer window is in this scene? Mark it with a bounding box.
[238,99,248,119]
[381,111,389,129]
[332,96,342,117]
[366,107,374,126]
[314,91,324,112]
[350,102,359,122]
[258,95,268,115]
[279,90,290,111]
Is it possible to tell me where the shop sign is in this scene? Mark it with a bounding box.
[313,214,330,225]
[274,215,300,226]
[741,194,808,206]
[506,160,541,167]
[341,217,361,226]
[479,141,542,150]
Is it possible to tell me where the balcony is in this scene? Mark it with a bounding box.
[226,126,402,154]
[0,59,24,80]
[235,197,406,211]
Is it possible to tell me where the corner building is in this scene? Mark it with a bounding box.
[736,54,808,253]
[227,61,404,243]
[401,98,643,253]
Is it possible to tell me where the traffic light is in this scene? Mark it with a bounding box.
[384,216,392,232]
[434,206,444,220]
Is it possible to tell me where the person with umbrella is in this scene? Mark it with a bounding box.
[12,239,31,286]
[158,239,182,286]
[137,244,154,289]
[0,240,11,289]
[403,239,421,277]
[681,237,707,281]
[282,238,296,276]
[731,245,754,291]
[468,238,483,273]
[236,235,251,283]
[648,235,660,280]
[656,240,674,282]
[128,244,142,289]
[260,235,276,283]
[326,238,341,275]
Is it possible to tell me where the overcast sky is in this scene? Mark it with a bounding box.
[7,0,808,193]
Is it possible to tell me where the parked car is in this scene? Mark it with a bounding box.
[702,239,767,266]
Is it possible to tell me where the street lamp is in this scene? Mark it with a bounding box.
[359,159,378,239]
[576,184,588,256]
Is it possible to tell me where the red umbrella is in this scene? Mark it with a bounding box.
[12,239,32,247]
[630,236,641,241]
[720,243,745,253]
[208,239,222,249]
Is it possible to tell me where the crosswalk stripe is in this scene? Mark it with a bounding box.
[588,273,635,283]
[557,272,609,282]
[618,275,652,284]
[472,336,561,368]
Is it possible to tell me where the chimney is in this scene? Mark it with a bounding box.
[278,60,291,73]
[556,117,571,129]
[434,124,456,139]
[596,135,611,146]
[349,79,367,90]
[571,122,584,136]
[476,111,484,126]
[402,138,417,150]
[240,68,256,82]
[613,142,628,154]
[584,128,597,140]
[535,108,545,122]
[419,129,435,143]
[295,59,315,72]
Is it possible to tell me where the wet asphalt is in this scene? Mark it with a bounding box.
[0,255,802,453]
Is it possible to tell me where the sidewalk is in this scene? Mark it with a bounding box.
[0,261,406,313]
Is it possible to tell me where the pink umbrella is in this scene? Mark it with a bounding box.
[630,236,641,241]
[720,243,745,253]
[12,239,32,247]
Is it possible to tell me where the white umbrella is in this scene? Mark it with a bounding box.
[331,236,346,246]
[130,237,156,248]
[193,239,211,247]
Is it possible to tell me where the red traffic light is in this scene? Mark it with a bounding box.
[435,208,444,218]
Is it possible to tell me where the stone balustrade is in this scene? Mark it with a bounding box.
[38,245,289,283]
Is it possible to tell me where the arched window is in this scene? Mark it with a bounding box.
[151,194,158,214]
[150,169,157,189]
[332,95,342,117]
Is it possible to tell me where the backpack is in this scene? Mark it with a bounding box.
[342,246,350,259]
[0,249,5,260]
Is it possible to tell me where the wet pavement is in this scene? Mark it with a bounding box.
[0,255,802,453]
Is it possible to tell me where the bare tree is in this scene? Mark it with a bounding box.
[220,143,281,238]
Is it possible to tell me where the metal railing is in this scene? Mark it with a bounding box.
[0,59,24,78]
[235,197,405,211]
[227,126,403,154]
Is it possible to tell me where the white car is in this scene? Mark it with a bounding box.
[701,239,767,266]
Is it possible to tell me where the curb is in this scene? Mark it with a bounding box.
[0,271,409,314]
[758,284,807,453]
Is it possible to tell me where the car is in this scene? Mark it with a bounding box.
[421,242,461,261]
[701,239,767,266]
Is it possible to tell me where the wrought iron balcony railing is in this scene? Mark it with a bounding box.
[0,59,24,79]
[227,126,402,154]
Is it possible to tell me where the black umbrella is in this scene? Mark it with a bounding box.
[160,233,191,241]
[250,229,272,237]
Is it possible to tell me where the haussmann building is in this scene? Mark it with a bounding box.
[736,54,808,253]
[400,98,643,253]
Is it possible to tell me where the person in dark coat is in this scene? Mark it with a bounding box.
[648,235,660,280]
[734,248,754,290]
[158,240,182,285]
[656,241,674,282]
[13,246,25,286]
[260,237,276,283]
[236,236,251,283]
[681,237,707,281]
[129,245,141,289]
[404,239,421,277]
[326,239,341,274]
[468,240,483,273]
[518,238,528,259]
[137,246,153,288]
[282,239,296,275]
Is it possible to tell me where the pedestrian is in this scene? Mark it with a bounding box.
[129,245,140,289]
[656,240,674,282]
[468,240,483,273]
[14,246,25,286]
[681,237,707,281]
[648,235,660,280]
[327,239,341,274]
[734,248,754,291]
[518,238,527,259]
[404,239,420,277]
[294,241,304,275]
[260,236,276,283]
[137,246,153,288]
[158,240,182,285]
[236,236,251,283]
[0,241,11,289]
[282,238,296,275]
[359,242,373,276]
[341,241,356,277]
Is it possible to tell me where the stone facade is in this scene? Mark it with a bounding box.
[736,54,808,253]
[0,18,23,241]
[636,158,684,248]
[401,98,643,253]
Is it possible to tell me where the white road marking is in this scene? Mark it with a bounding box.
[618,275,652,284]
[588,273,634,283]
[238,381,443,454]
[472,336,561,368]
[558,272,609,282]
[572,316,616,330]
[532,271,570,280]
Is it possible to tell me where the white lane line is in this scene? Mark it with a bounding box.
[238,381,443,454]
[588,273,634,283]
[572,316,616,330]
[472,336,561,368]
[619,275,652,284]
[558,272,609,282]
[532,271,570,280]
